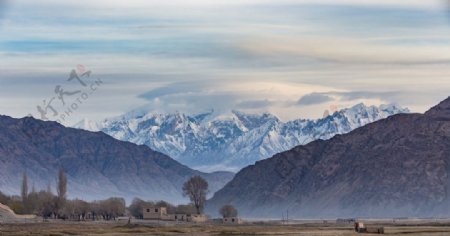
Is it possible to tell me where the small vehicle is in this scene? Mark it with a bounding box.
[354,222,384,234]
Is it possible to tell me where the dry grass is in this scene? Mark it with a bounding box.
[0,221,450,236]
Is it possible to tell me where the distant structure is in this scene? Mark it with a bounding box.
[223,217,243,224]
[143,207,172,220]
[354,222,384,234]
[336,218,356,224]
[142,207,207,223]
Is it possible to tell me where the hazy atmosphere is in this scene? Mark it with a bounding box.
[2,1,450,234]
[1,0,450,125]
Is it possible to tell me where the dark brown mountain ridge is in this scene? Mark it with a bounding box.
[0,115,233,203]
[207,97,450,218]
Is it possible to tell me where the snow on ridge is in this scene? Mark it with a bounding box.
[73,103,409,171]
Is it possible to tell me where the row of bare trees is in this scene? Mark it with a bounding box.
[0,169,126,220]
[61,198,126,221]
[9,169,68,217]
[1,174,237,220]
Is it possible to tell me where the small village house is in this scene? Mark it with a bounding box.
[142,207,207,222]
[143,207,172,220]
[223,217,243,224]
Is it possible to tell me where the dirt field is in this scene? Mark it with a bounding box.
[1,220,450,236]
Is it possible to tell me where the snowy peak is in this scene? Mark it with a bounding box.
[232,110,279,130]
[75,103,409,172]
[338,103,407,117]
[192,109,215,123]
[334,103,409,130]
[379,103,407,113]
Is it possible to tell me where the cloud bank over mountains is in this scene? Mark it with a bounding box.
[0,0,449,124]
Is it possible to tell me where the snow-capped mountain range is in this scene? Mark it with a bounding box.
[74,103,409,172]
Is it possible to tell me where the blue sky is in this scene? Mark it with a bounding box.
[1,0,450,125]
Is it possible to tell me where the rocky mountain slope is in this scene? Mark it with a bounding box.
[0,116,233,203]
[206,97,450,218]
[75,104,409,172]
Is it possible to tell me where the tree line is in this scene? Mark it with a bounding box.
[0,169,127,220]
[0,173,238,220]
[3,169,69,218]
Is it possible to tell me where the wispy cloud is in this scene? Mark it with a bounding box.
[237,36,450,65]
[236,99,273,109]
[297,93,334,105]
[16,0,443,8]
[0,0,449,124]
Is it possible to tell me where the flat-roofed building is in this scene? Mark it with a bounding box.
[223,217,242,224]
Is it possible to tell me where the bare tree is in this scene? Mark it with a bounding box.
[47,181,52,194]
[182,176,208,214]
[36,190,56,218]
[219,204,238,218]
[55,168,67,218]
[108,198,126,220]
[57,168,67,201]
[98,198,126,220]
[128,198,149,219]
[21,172,28,211]
[62,199,89,220]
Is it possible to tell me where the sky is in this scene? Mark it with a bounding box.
[1,0,450,125]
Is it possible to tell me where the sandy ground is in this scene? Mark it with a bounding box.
[1,220,450,236]
[0,203,36,222]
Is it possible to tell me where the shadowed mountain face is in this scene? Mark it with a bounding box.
[207,97,450,218]
[0,116,233,203]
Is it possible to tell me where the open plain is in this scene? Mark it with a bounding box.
[1,220,450,236]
